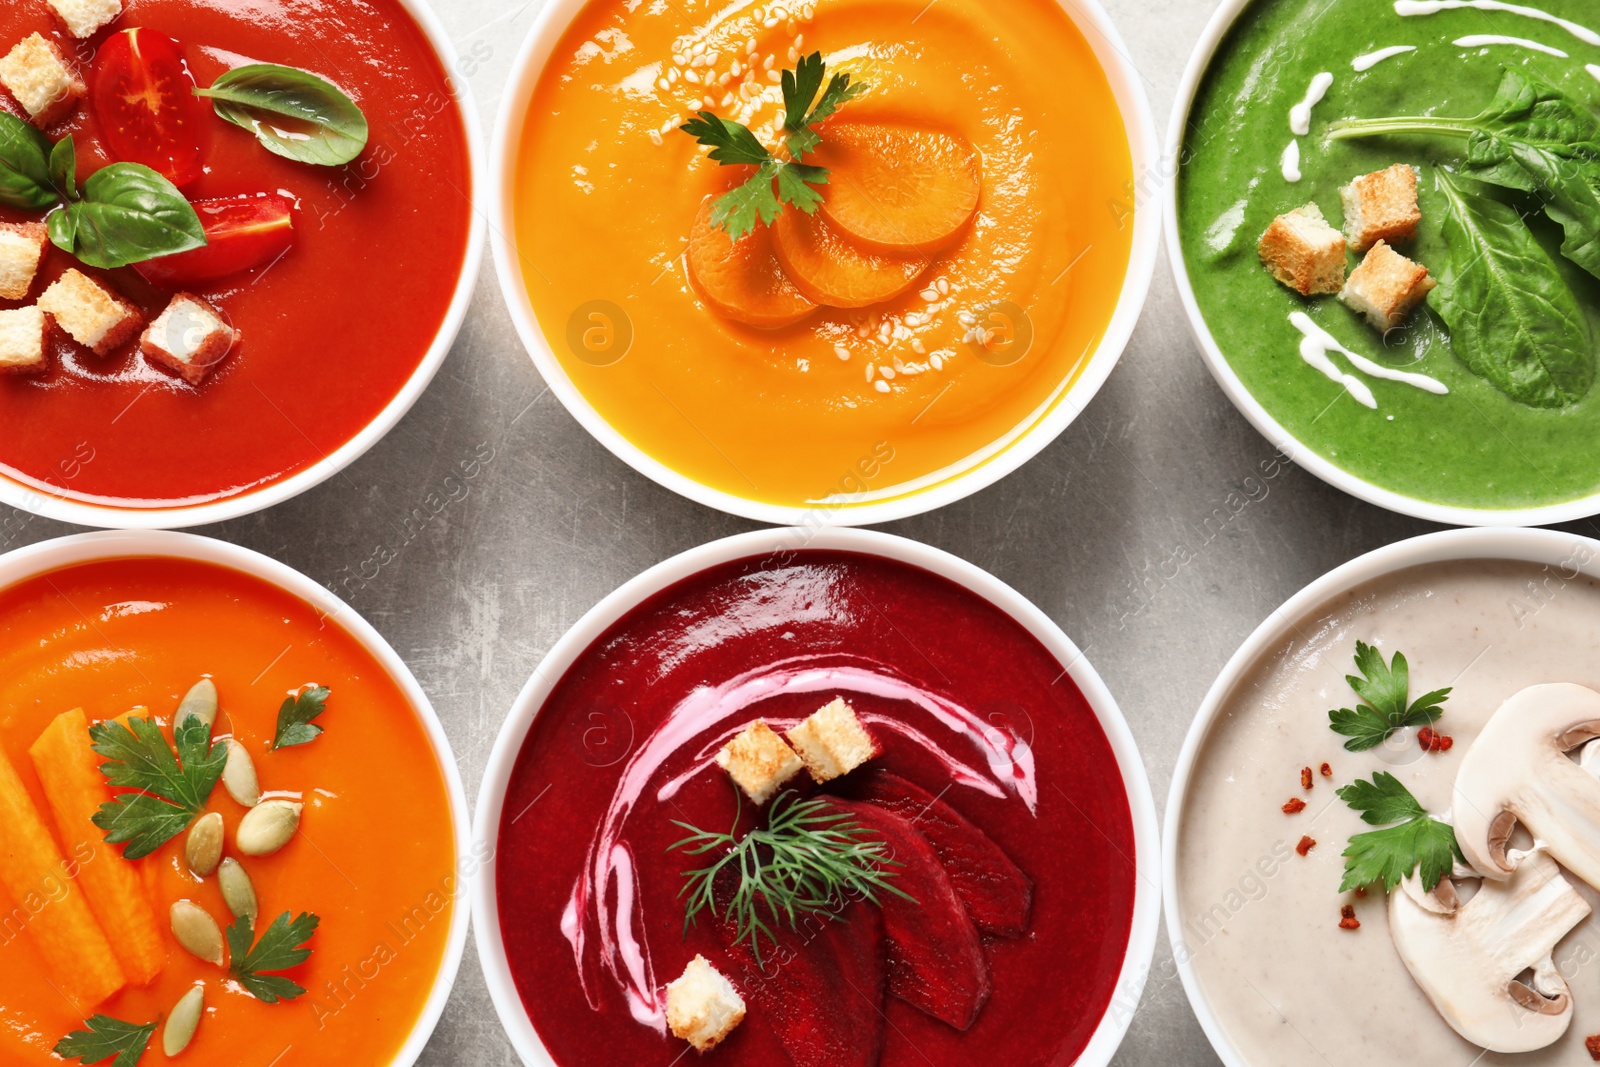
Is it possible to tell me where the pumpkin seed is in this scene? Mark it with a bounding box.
[163,984,204,1056]
[170,901,224,965]
[221,738,261,807]
[185,812,224,877]
[236,799,301,856]
[175,678,219,730]
[217,857,257,924]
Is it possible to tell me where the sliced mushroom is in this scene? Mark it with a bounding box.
[1452,683,1600,884]
[1389,850,1589,1053]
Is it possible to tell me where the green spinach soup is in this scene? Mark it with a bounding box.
[1179,0,1600,512]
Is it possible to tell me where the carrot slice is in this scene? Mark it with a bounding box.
[30,708,166,986]
[0,746,125,1008]
[813,123,981,253]
[686,197,817,328]
[772,208,929,309]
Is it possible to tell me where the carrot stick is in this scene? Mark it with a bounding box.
[0,745,124,1008]
[30,708,165,986]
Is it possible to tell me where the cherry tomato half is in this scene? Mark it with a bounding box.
[134,195,296,288]
[91,28,206,187]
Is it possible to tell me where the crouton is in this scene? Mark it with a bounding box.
[1339,240,1436,332]
[1258,202,1347,296]
[1341,164,1421,252]
[140,293,239,385]
[666,955,746,1052]
[714,720,802,804]
[45,0,123,40]
[0,306,46,372]
[0,222,48,301]
[37,269,142,355]
[787,697,878,784]
[0,34,85,127]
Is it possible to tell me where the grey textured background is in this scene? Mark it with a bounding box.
[21,0,1595,1062]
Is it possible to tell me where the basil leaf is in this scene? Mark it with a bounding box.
[0,113,54,211]
[52,163,206,270]
[49,135,76,201]
[1430,169,1593,408]
[195,64,369,167]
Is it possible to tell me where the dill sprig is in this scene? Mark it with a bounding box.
[670,788,911,963]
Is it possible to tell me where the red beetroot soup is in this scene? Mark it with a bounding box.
[0,0,471,507]
[495,551,1137,1065]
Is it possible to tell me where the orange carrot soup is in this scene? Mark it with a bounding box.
[512,0,1134,511]
[0,557,457,1066]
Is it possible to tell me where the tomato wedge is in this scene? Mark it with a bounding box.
[133,195,296,288]
[91,28,206,187]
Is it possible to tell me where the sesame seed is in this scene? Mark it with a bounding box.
[721,92,734,106]
[786,19,797,33]
[731,60,742,76]
[763,16,779,27]
[685,69,700,84]
[911,339,927,354]
[707,50,720,64]
[893,357,906,372]
[795,33,805,48]
[745,36,757,52]
[958,311,976,325]
[648,129,663,146]
[672,53,687,66]
[764,54,776,69]
[880,366,896,380]
[919,288,938,302]
[937,278,950,294]
[856,322,869,337]
[834,345,851,360]
[658,77,670,91]
[692,42,705,55]
[874,379,890,393]
[788,47,800,62]
[931,353,943,369]
[865,363,875,381]
[718,71,731,85]
[767,70,782,83]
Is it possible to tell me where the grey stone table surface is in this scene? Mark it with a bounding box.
[18,0,1597,1063]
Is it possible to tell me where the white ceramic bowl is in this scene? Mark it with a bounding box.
[0,0,487,531]
[472,526,1161,1066]
[1165,0,1600,527]
[1164,526,1600,1065]
[490,0,1160,526]
[0,529,473,1066]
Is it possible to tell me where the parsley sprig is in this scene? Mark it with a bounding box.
[90,714,226,860]
[53,1015,155,1067]
[227,911,320,1003]
[1336,772,1464,893]
[1327,641,1450,751]
[680,52,866,240]
[671,788,909,964]
[271,684,331,750]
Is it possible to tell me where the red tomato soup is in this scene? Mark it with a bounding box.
[0,0,471,507]
[496,551,1137,1066]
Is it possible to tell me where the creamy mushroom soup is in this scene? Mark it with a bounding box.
[1174,555,1600,1064]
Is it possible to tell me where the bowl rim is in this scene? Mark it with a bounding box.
[487,0,1161,526]
[0,529,474,1067]
[0,0,489,530]
[1161,525,1600,1066]
[1162,0,1600,527]
[470,525,1162,1067]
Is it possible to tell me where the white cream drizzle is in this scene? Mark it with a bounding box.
[1394,0,1600,47]
[1289,312,1449,409]
[1290,71,1334,135]
[1281,139,1303,182]
[1454,33,1569,56]
[562,655,1039,1030]
[1352,45,1417,71]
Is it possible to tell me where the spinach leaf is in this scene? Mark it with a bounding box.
[1331,67,1600,280]
[1429,168,1593,408]
[0,113,55,211]
[52,163,206,270]
[195,64,369,167]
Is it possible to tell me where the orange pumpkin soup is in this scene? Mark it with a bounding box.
[513,0,1133,511]
[0,558,456,1065]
